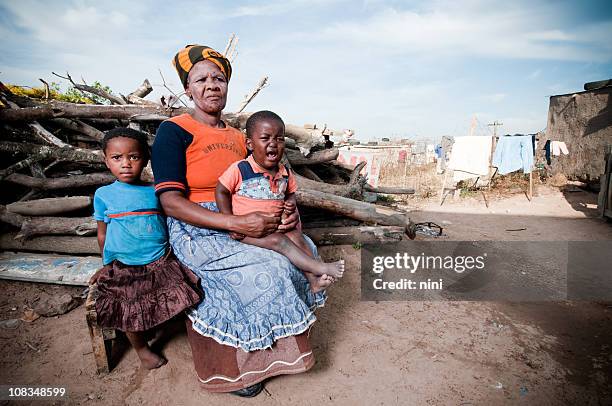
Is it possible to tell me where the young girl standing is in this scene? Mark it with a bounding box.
[91,128,201,369]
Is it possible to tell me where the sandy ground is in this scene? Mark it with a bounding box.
[1,185,611,405]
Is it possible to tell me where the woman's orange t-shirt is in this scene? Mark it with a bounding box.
[152,114,247,203]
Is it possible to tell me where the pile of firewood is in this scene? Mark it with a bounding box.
[0,77,416,255]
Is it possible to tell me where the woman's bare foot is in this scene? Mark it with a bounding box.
[135,347,167,370]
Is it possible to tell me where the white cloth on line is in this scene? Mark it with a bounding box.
[448,136,493,182]
[551,141,569,156]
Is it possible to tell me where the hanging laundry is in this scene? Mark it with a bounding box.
[448,136,493,181]
[435,145,444,174]
[544,140,570,164]
[492,135,534,175]
[435,145,443,159]
[551,141,569,156]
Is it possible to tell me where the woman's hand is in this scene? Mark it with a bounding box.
[235,212,280,238]
[229,231,246,240]
[277,200,299,232]
[160,191,281,237]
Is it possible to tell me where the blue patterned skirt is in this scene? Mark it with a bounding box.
[168,202,326,352]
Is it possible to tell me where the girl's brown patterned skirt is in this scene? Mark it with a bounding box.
[95,252,202,332]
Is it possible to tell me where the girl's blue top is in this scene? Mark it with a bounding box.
[93,181,167,265]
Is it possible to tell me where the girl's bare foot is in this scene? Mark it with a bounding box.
[136,347,167,370]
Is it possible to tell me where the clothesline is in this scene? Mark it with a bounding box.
[440,134,537,205]
[494,134,539,139]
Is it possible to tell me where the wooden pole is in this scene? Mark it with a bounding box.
[439,170,449,205]
[488,135,497,190]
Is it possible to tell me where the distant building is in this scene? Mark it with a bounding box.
[426,144,436,163]
[337,144,412,187]
[541,81,612,182]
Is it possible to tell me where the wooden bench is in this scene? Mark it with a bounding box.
[85,284,116,374]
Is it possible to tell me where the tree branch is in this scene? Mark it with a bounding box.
[3,99,69,147]
[236,76,268,113]
[287,148,339,165]
[0,205,25,227]
[0,149,53,180]
[18,216,96,239]
[0,142,103,164]
[294,173,362,197]
[6,196,92,216]
[3,172,114,189]
[128,79,153,99]
[158,69,188,107]
[38,78,50,99]
[349,161,367,186]
[364,185,416,194]
[0,101,191,121]
[52,71,126,105]
[0,233,99,254]
[51,118,105,141]
[29,122,70,147]
[223,33,239,62]
[296,189,412,233]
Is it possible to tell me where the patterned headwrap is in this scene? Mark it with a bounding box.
[172,45,232,89]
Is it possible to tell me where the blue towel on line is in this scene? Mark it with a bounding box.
[492,135,534,175]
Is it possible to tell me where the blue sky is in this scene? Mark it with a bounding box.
[1,0,611,140]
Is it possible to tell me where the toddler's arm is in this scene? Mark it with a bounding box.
[278,170,299,232]
[215,183,245,240]
[215,183,233,215]
[280,193,299,233]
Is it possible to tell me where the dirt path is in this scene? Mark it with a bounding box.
[1,186,610,405]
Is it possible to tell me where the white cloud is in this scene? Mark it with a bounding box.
[0,0,609,139]
[319,5,611,62]
[0,1,181,92]
[525,30,573,41]
[227,0,340,17]
[6,2,133,43]
[228,3,293,17]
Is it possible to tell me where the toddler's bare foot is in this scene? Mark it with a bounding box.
[136,347,167,370]
[311,274,334,293]
[305,272,334,293]
[320,260,344,279]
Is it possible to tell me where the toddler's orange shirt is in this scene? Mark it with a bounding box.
[218,155,297,216]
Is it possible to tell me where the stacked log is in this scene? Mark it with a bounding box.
[0,79,416,254]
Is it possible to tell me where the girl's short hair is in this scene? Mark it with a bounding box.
[101,128,150,159]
